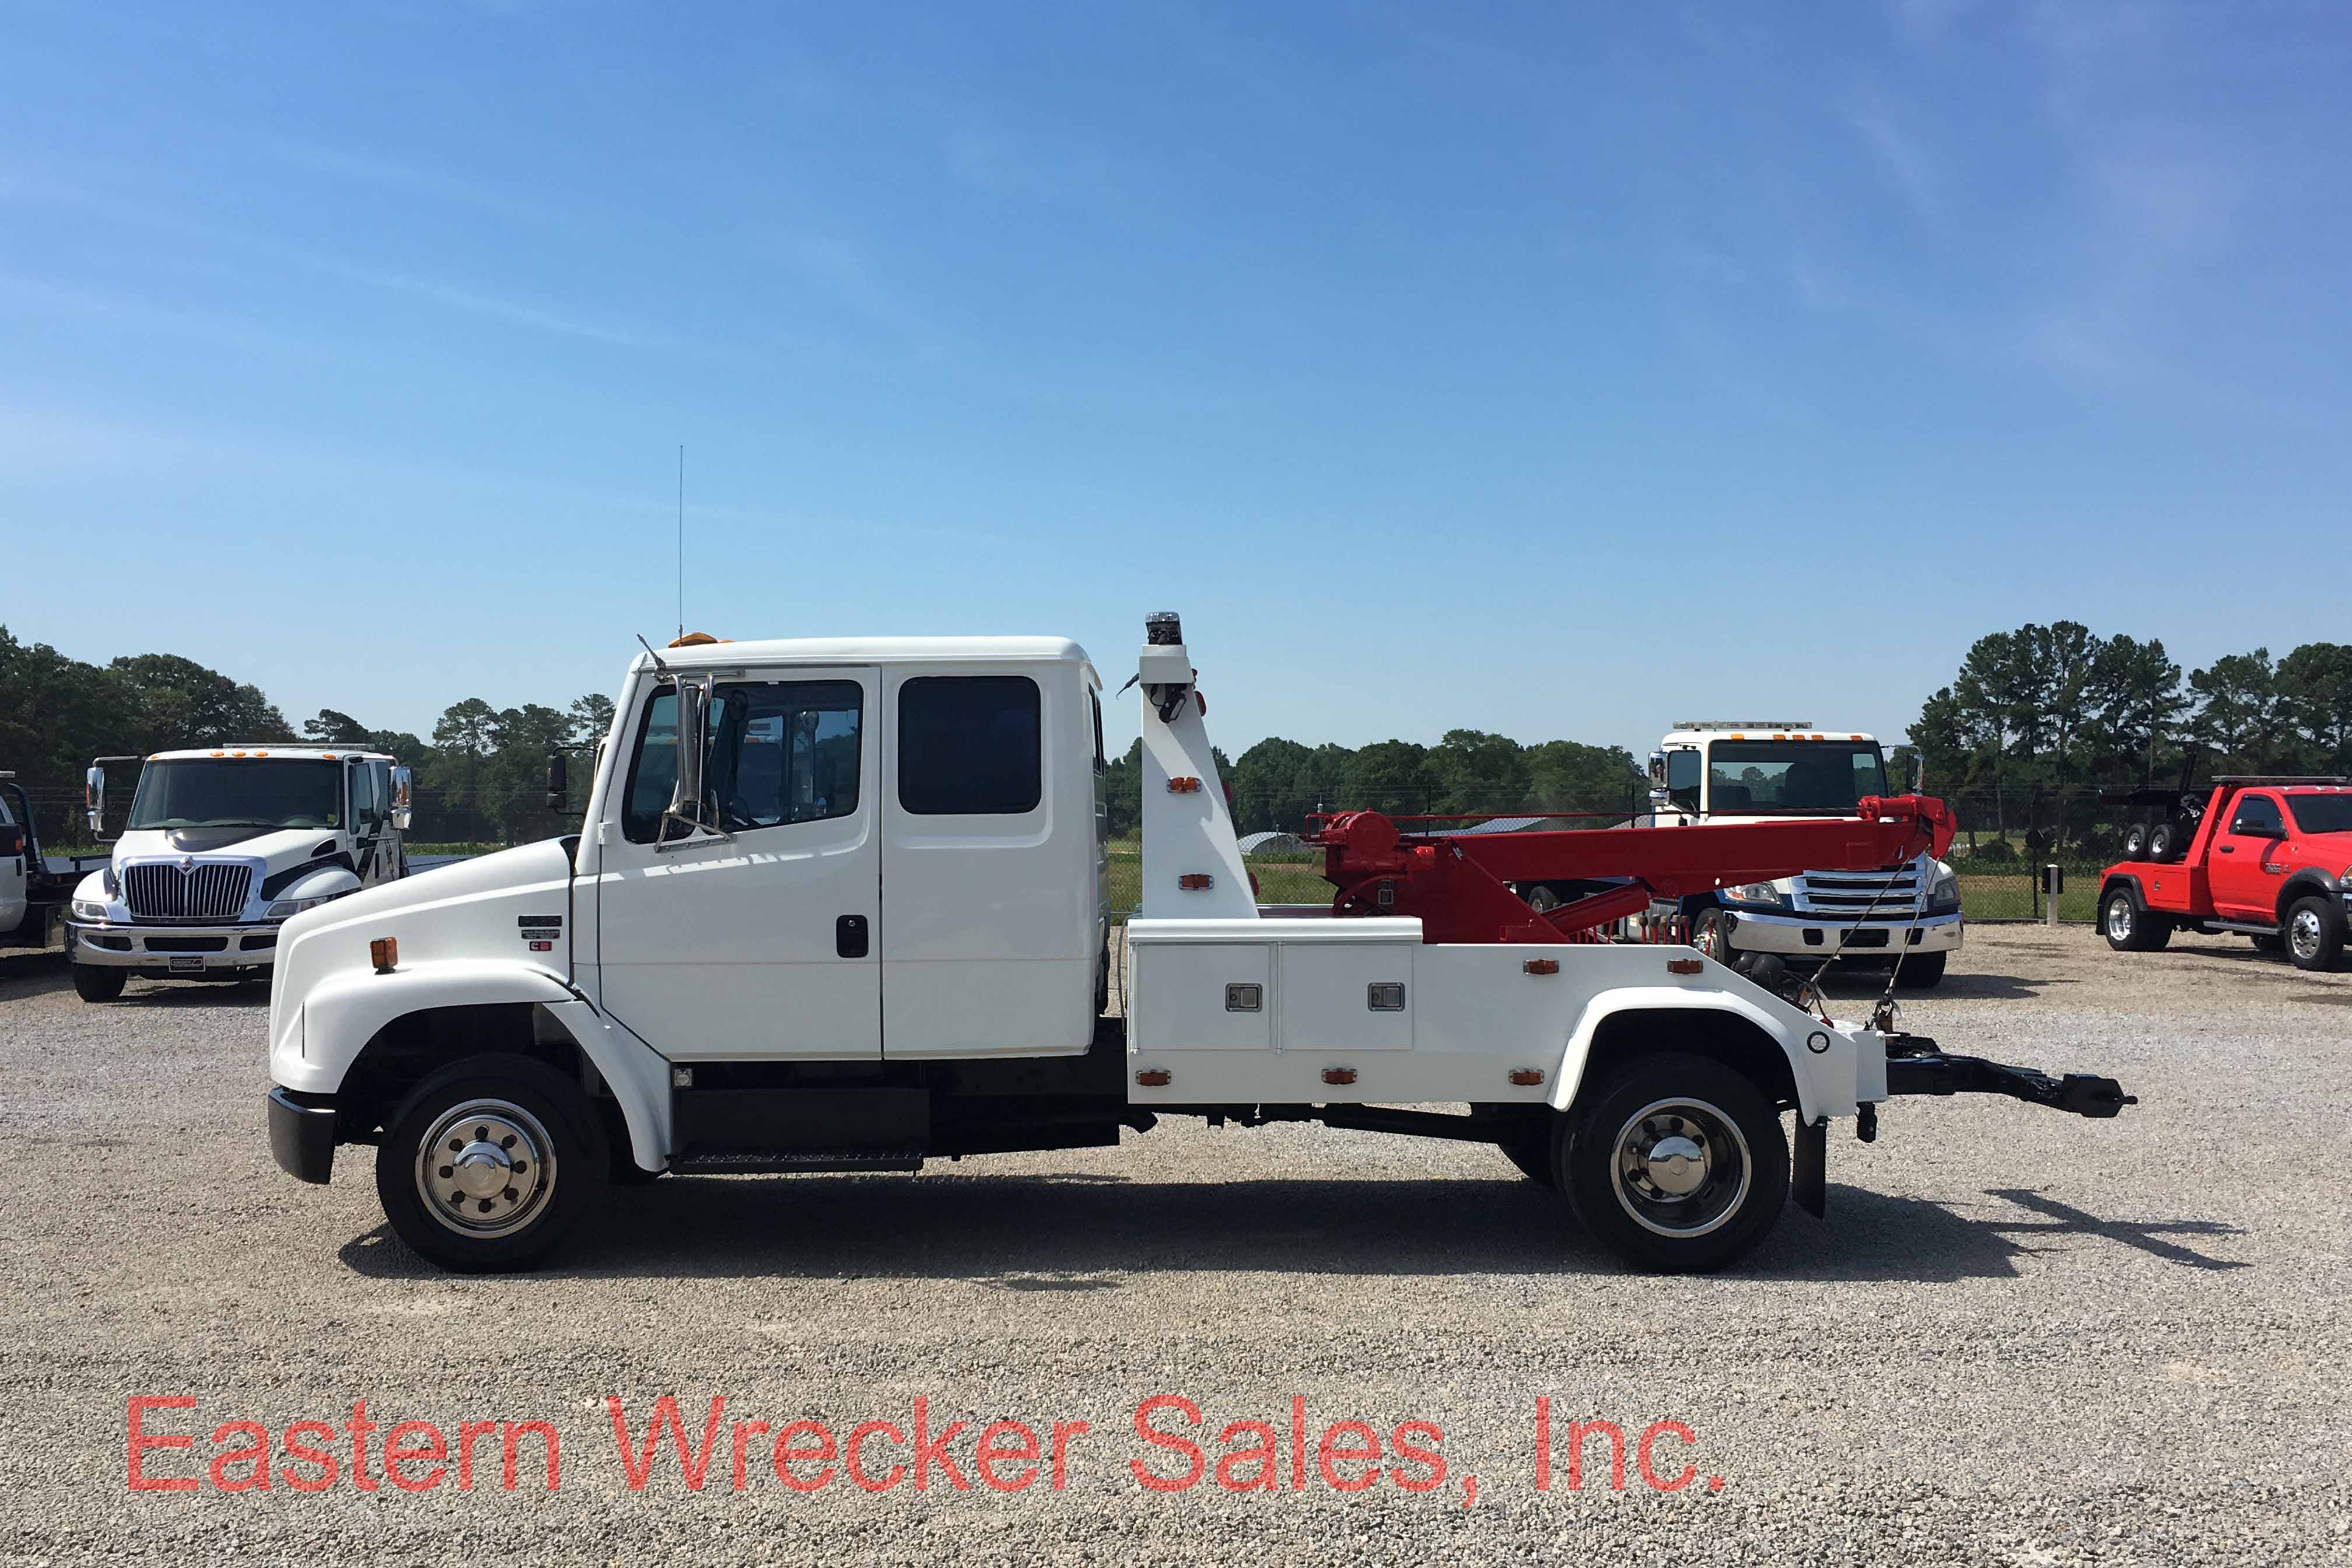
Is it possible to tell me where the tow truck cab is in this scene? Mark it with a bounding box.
[264,619,2134,1276]
[1646,724,1962,988]
[67,747,412,1001]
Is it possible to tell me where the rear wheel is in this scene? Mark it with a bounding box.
[376,1054,608,1272]
[2120,822,2149,859]
[1892,950,1947,989]
[1559,1052,1788,1273]
[2284,897,2344,972]
[2102,887,2169,952]
[71,964,127,1003]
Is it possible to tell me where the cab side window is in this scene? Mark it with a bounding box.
[349,761,376,829]
[2230,794,2285,837]
[1666,750,1701,813]
[622,690,681,844]
[899,676,1042,815]
[623,682,865,844]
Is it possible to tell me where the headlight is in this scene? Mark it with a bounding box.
[266,892,341,921]
[1724,883,1787,908]
[72,899,107,922]
[1927,865,1961,912]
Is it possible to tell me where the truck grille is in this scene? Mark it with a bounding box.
[1796,868,1920,921]
[123,862,253,922]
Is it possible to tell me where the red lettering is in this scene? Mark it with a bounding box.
[207,1422,272,1492]
[1535,1396,1550,1492]
[1214,1420,1280,1492]
[127,1396,196,1492]
[456,1421,497,1490]
[345,1399,379,1492]
[503,1421,559,1491]
[846,1421,905,1492]
[1317,1420,1381,1492]
[732,1420,772,1492]
[1638,1421,1696,1492]
[1564,1419,1626,1492]
[975,1420,1040,1493]
[385,1421,446,1493]
[606,1396,724,1491]
[1049,1420,1089,1490]
[1390,1420,1446,1493]
[1289,1395,1306,1490]
[1130,1395,1205,1492]
[909,1396,970,1492]
[771,1421,836,1493]
[279,1420,339,1493]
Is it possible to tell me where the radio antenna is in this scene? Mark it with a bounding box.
[676,444,685,642]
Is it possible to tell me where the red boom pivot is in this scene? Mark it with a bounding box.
[1304,796,1957,945]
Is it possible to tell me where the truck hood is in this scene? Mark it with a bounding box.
[113,825,348,871]
[268,837,579,1050]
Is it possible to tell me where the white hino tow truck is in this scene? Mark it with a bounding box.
[265,615,2132,1273]
[1647,724,1964,990]
[68,747,412,1001]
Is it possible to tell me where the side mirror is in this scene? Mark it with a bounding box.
[660,678,712,842]
[1647,751,1667,786]
[85,765,105,836]
[388,765,414,832]
[2231,815,2282,839]
[1904,754,1925,795]
[545,752,569,811]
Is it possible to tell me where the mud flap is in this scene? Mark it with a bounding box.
[1793,1115,1826,1219]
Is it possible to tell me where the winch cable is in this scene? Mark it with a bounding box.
[1795,851,1922,1026]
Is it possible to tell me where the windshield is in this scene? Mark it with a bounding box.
[125,760,342,830]
[1708,741,1887,815]
[2286,794,2352,835]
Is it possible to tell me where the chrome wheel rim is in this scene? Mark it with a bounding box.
[415,1098,557,1239]
[1609,1097,1751,1238]
[2106,897,2134,942]
[2290,908,2325,962]
[1696,917,1726,959]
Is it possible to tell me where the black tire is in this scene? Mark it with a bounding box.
[2146,820,2180,863]
[1500,1138,1558,1188]
[376,1054,609,1272]
[2120,822,2149,859]
[2253,932,2285,954]
[2101,887,2169,952]
[1559,1051,1789,1273]
[72,964,127,1002]
[2284,895,2344,972]
[1690,907,1733,965]
[1892,950,1948,989]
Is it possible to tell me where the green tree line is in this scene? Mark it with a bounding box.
[0,625,611,846]
[1910,624,2352,856]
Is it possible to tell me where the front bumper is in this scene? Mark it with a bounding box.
[1724,909,1964,957]
[268,1088,337,1183]
[68,919,279,974]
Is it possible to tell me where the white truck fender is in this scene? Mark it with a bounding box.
[1549,985,1853,1124]
[287,959,672,1172]
[277,865,362,904]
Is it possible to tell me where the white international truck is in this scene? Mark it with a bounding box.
[264,615,2130,1275]
[67,747,412,1001]
[1646,723,1964,989]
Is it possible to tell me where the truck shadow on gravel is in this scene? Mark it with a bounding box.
[1801,970,2063,1001]
[337,1175,2246,1286]
[0,970,268,1007]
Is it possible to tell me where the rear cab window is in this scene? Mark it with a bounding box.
[898,676,1042,816]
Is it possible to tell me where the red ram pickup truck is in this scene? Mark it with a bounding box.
[2098,777,2352,971]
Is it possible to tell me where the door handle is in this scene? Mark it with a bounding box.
[835,914,869,958]
[2217,845,2234,853]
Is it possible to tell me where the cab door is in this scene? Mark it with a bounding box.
[596,668,881,1060]
[2208,791,2287,920]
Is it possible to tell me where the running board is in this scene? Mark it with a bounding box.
[670,1149,925,1174]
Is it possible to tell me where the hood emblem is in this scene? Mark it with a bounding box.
[177,856,195,873]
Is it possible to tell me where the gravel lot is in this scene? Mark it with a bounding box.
[0,926,2345,1565]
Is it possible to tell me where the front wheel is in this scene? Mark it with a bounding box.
[1892,950,1947,989]
[1559,1052,1788,1273]
[2284,896,2344,972]
[376,1054,609,1272]
[72,964,127,1003]
[1690,908,1732,964]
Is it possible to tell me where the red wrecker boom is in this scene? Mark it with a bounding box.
[1305,795,1957,944]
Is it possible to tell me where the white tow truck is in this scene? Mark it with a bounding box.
[68,747,412,1001]
[265,615,2130,1274]
[1647,723,1964,989]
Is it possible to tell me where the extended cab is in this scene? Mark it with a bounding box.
[68,747,412,1000]
[1645,724,1962,988]
[265,617,2132,1276]
[2098,778,2352,971]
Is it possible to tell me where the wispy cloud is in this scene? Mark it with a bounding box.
[1845,89,1941,223]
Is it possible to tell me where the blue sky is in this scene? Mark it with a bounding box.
[4,1,2347,760]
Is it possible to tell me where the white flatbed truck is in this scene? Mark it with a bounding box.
[266,615,2133,1273]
